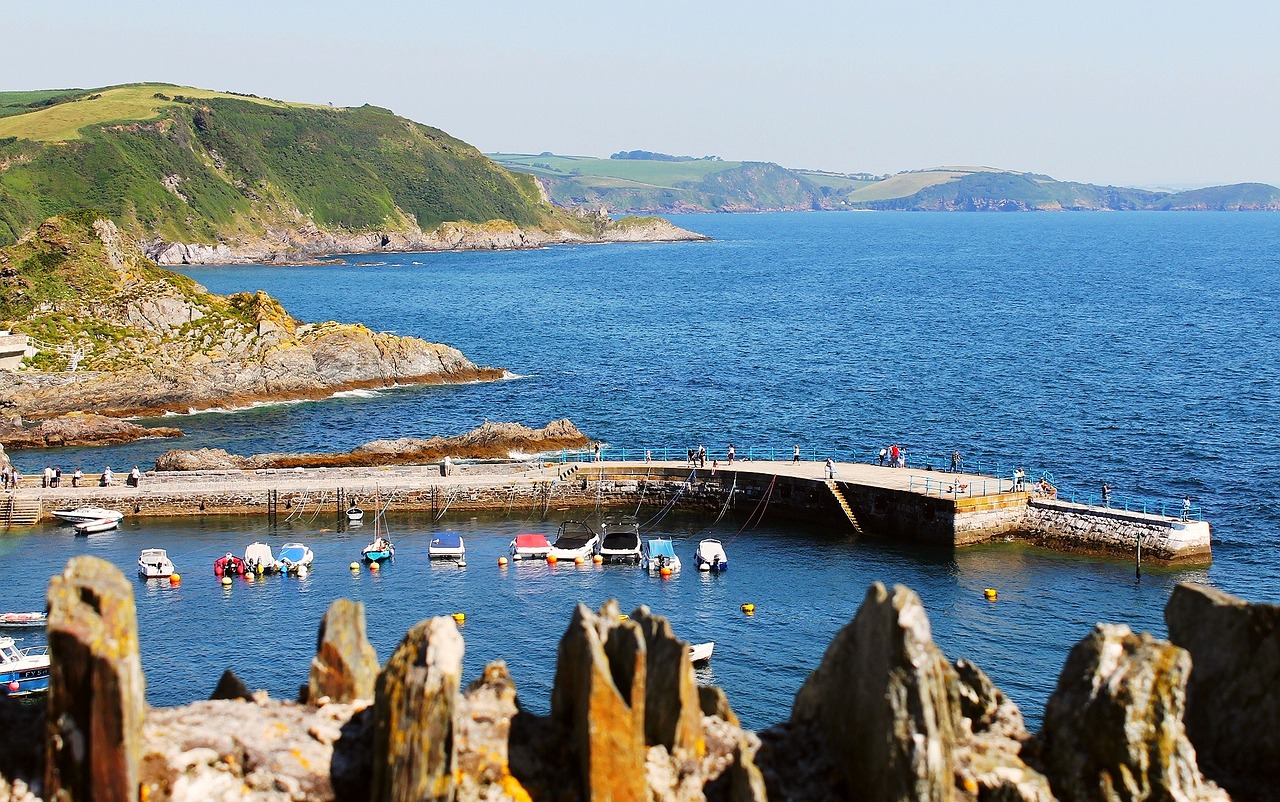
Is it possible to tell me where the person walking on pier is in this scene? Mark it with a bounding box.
[951,450,962,473]
[128,466,141,488]
[793,444,801,464]
[593,443,602,462]
[727,444,736,465]
[645,449,652,463]
[72,467,83,488]
[1101,483,1112,508]
[697,444,707,468]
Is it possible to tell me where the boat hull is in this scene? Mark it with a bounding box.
[75,518,120,534]
[0,666,49,696]
[52,507,124,525]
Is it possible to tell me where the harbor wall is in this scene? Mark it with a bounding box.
[1023,498,1212,563]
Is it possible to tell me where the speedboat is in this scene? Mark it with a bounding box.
[428,532,465,561]
[0,636,49,697]
[51,507,124,525]
[689,641,714,664]
[509,533,551,561]
[214,553,247,577]
[695,539,729,572]
[346,506,364,524]
[74,517,120,535]
[548,521,600,561]
[598,515,641,564]
[361,535,395,563]
[244,542,280,574]
[138,549,176,579]
[0,612,46,628]
[641,537,681,573]
[278,543,314,575]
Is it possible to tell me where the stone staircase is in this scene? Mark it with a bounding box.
[558,464,582,482]
[3,496,43,527]
[824,480,864,536]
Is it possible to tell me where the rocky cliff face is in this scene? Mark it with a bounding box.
[0,412,182,449]
[0,217,502,417]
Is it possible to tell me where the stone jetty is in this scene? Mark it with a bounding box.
[3,557,1276,801]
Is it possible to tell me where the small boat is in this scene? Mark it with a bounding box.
[346,506,364,524]
[548,521,600,561]
[278,543,314,575]
[214,553,247,577]
[0,612,46,628]
[641,537,682,573]
[361,535,395,562]
[689,641,714,664]
[138,549,176,579]
[244,542,280,574]
[0,636,49,697]
[428,532,466,561]
[598,515,641,564]
[51,507,124,525]
[695,539,729,572]
[74,517,120,535]
[509,533,552,561]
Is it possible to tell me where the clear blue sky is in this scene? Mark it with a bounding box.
[6,1,1279,188]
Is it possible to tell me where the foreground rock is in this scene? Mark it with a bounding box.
[154,418,591,470]
[307,599,379,705]
[0,412,182,450]
[1166,583,1280,799]
[0,217,502,418]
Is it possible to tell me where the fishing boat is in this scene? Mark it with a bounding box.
[598,515,641,564]
[278,543,314,575]
[213,553,247,577]
[0,636,49,697]
[138,549,176,579]
[51,507,124,525]
[244,542,280,574]
[0,612,46,628]
[689,641,714,664]
[695,539,729,572]
[361,535,395,562]
[548,521,600,561]
[641,537,681,573]
[509,533,552,561]
[346,506,364,525]
[428,532,466,561]
[74,517,120,535]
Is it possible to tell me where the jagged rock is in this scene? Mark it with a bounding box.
[454,662,531,802]
[0,411,181,449]
[371,617,465,802]
[551,600,648,802]
[952,659,1053,802]
[153,447,246,471]
[209,668,251,701]
[45,556,147,802]
[308,599,379,704]
[789,582,961,802]
[1032,623,1225,802]
[630,606,704,758]
[698,686,740,727]
[1166,582,1280,798]
[955,658,1028,741]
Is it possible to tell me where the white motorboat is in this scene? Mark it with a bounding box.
[278,543,314,575]
[74,517,120,534]
[689,642,714,664]
[51,507,124,525]
[0,612,46,628]
[641,537,682,573]
[428,532,466,561]
[509,533,552,560]
[137,548,176,579]
[244,542,280,574]
[0,636,49,696]
[695,539,729,572]
[346,506,364,524]
[598,515,641,564]
[548,521,600,561]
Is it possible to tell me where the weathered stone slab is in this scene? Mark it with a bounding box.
[371,617,464,802]
[45,555,147,802]
[630,606,704,759]
[454,661,531,802]
[308,598,379,704]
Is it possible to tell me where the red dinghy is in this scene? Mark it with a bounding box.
[213,553,247,577]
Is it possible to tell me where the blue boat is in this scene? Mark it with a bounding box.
[641,538,682,573]
[361,535,395,562]
[429,531,466,560]
[0,636,49,697]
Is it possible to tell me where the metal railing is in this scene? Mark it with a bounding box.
[1056,490,1204,522]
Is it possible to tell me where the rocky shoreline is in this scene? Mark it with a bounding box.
[4,558,1274,802]
[0,412,182,450]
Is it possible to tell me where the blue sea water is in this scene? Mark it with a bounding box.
[3,211,1278,729]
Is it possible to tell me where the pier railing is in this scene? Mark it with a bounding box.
[908,475,1017,498]
[1055,490,1204,522]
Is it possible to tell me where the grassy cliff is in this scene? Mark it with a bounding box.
[0,84,573,247]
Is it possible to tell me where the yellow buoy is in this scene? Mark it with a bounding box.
[741,603,755,614]
[256,564,264,575]
[452,612,466,625]
[498,556,509,566]
[592,554,604,564]
[547,554,558,565]
[984,588,998,600]
[619,613,629,620]
[370,561,380,571]
[350,562,360,571]
[169,574,181,586]
[220,576,233,586]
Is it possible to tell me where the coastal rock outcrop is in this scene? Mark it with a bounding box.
[307,599,379,705]
[153,419,591,470]
[1031,623,1224,802]
[0,412,182,450]
[1166,582,1280,799]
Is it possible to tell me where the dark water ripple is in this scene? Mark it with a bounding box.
[5,211,1278,730]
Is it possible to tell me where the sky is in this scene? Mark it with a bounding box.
[6,1,1280,188]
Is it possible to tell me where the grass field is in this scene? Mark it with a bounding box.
[842,168,1002,202]
[489,153,743,189]
[795,170,877,193]
[0,83,331,142]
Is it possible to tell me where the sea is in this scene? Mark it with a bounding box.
[3,211,1278,730]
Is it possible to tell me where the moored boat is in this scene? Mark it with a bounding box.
[695,539,729,572]
[0,612,46,628]
[214,553,247,577]
[429,532,466,561]
[361,535,395,562]
[689,641,714,664]
[641,537,681,573]
[548,521,600,561]
[138,549,176,579]
[0,636,49,697]
[598,515,641,564]
[74,517,120,535]
[51,507,124,525]
[509,533,552,561]
[278,543,314,575]
[244,542,280,574]
[346,506,364,524]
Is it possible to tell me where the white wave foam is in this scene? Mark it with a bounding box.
[330,389,381,399]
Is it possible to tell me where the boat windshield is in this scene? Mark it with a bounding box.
[602,532,640,550]
[554,521,597,549]
[601,515,639,534]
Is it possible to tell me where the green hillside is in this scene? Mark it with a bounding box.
[0,83,571,247]
[1154,183,1280,211]
[852,171,1166,211]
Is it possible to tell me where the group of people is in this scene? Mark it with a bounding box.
[877,444,907,468]
[0,464,142,489]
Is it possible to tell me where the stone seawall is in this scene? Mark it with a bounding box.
[1024,498,1212,563]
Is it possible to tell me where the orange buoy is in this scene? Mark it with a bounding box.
[659,566,673,577]
[498,556,509,566]
[592,554,603,564]
[169,574,181,585]
[574,555,585,566]
[547,554,558,564]
[370,562,380,571]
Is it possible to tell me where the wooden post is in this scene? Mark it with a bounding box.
[1135,533,1143,580]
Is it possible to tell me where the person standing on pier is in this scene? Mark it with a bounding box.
[1182,495,1192,520]
[128,466,141,487]
[593,443,602,462]
[793,444,801,463]
[727,444,736,465]
[890,444,900,467]
[878,447,887,466]
[72,467,83,487]
[825,457,835,479]
[53,467,61,487]
[101,466,114,486]
[645,449,652,463]
[1102,483,1112,507]
[950,450,962,473]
